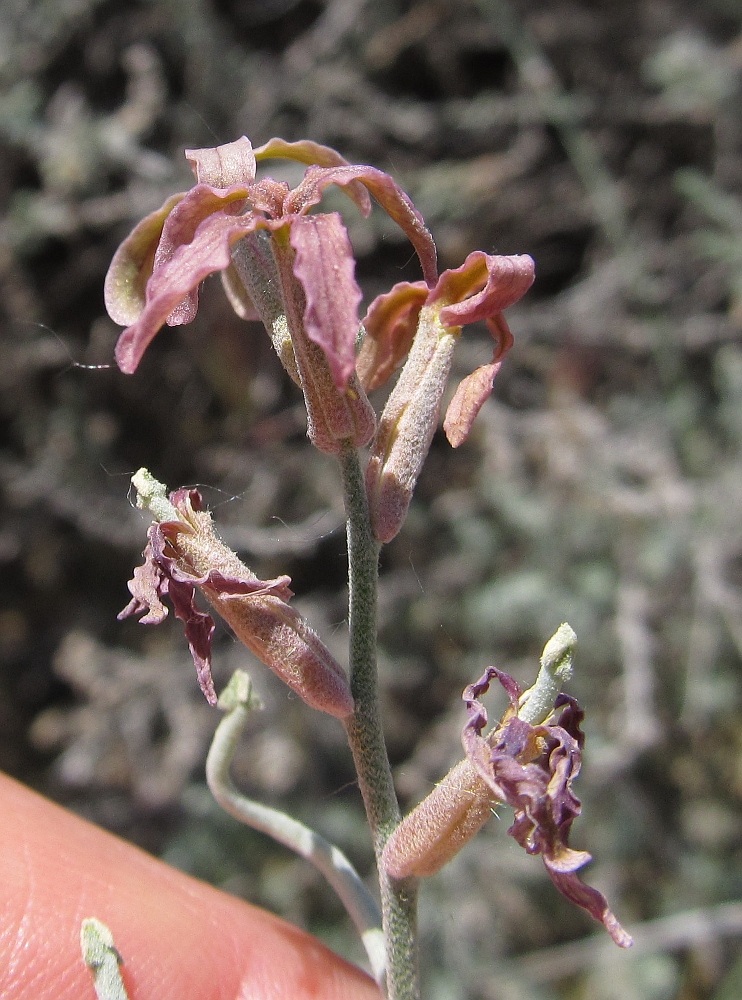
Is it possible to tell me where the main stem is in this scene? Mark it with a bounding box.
[339,444,420,1000]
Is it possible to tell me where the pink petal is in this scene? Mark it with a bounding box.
[153,184,253,326]
[357,281,429,391]
[114,211,268,374]
[287,164,438,287]
[444,361,502,448]
[438,253,534,327]
[443,314,515,447]
[185,136,256,188]
[104,193,187,326]
[253,137,372,216]
[289,213,363,389]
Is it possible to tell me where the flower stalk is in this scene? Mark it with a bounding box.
[339,443,420,1000]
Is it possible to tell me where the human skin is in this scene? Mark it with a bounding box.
[0,772,381,1000]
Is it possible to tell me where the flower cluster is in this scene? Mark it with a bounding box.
[105,136,533,536]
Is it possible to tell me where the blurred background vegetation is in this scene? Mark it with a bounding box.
[2,0,742,997]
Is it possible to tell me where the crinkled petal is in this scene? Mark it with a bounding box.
[114,211,268,373]
[286,164,438,287]
[289,213,363,389]
[438,253,534,327]
[554,693,586,748]
[463,666,522,723]
[185,136,257,188]
[117,530,218,705]
[253,137,372,215]
[117,536,169,624]
[357,280,429,392]
[104,193,186,326]
[443,314,515,447]
[461,666,632,948]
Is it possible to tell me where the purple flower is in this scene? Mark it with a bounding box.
[383,666,632,948]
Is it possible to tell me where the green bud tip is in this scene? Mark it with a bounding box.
[217,669,264,712]
[517,622,577,726]
[131,468,179,523]
[540,622,577,683]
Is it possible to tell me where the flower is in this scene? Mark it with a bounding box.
[362,251,535,542]
[119,470,353,719]
[104,136,438,454]
[382,655,632,948]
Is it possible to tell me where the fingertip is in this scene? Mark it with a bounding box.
[0,773,380,1000]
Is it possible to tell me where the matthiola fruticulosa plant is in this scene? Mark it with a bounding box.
[105,136,631,1000]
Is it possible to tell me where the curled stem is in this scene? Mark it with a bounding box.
[206,670,386,985]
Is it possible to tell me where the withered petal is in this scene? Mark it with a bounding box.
[547,867,634,948]
[117,537,169,625]
[357,281,429,392]
[461,664,632,947]
[287,164,437,287]
[164,572,218,705]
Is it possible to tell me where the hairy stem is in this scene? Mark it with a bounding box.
[339,443,419,1000]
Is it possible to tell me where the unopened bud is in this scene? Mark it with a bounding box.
[382,758,494,879]
[366,305,456,542]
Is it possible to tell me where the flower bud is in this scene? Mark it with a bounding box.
[366,305,456,542]
[382,758,495,879]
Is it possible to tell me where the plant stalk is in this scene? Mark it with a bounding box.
[339,443,420,1000]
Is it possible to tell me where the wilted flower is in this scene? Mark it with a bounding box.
[104,136,438,455]
[382,630,632,948]
[362,251,534,542]
[119,469,353,719]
